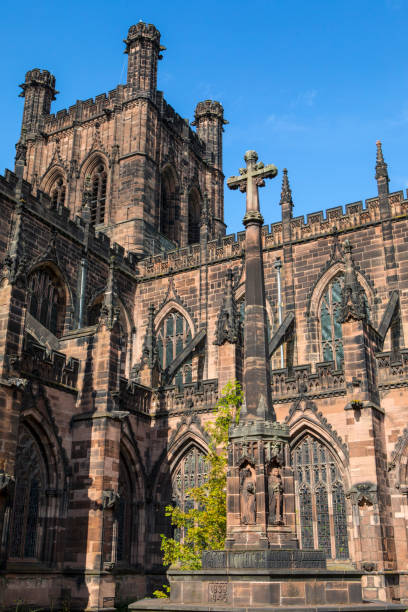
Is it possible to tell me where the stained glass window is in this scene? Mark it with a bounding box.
[157,310,192,386]
[50,176,66,206]
[320,276,344,368]
[292,435,349,559]
[90,164,107,225]
[28,267,65,337]
[172,448,208,541]
[9,427,45,560]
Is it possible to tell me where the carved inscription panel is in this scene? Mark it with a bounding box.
[208,582,229,603]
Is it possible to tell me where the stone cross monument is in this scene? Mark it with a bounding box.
[225,151,297,550]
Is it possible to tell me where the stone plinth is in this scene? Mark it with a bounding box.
[130,568,406,611]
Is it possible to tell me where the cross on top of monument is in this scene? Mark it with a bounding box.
[227,150,277,226]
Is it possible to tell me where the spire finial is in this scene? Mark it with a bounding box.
[375,139,389,186]
[280,168,293,205]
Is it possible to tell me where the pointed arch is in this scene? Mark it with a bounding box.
[155,300,195,338]
[290,423,350,560]
[159,164,180,244]
[187,186,202,245]
[114,435,144,566]
[308,261,374,320]
[26,262,70,337]
[80,152,110,226]
[40,165,67,206]
[155,306,194,385]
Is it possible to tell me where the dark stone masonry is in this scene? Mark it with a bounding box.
[0,21,408,612]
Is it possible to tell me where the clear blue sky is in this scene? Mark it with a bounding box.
[0,0,407,236]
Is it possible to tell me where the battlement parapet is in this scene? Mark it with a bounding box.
[119,378,151,415]
[0,170,139,275]
[21,340,79,389]
[271,362,345,401]
[20,69,57,97]
[376,349,408,387]
[284,192,408,243]
[42,88,123,133]
[161,379,218,413]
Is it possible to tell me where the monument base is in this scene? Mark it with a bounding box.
[129,566,407,611]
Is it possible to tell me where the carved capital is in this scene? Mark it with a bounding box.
[242,210,264,226]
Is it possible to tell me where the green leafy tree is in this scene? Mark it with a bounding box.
[159,380,242,571]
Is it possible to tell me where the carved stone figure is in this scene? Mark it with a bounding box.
[268,466,283,525]
[240,467,256,525]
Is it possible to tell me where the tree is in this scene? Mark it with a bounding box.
[159,380,242,570]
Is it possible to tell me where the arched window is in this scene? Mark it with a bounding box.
[49,176,66,206]
[157,310,192,386]
[159,166,179,244]
[89,163,107,225]
[172,447,207,540]
[188,189,201,245]
[320,275,344,369]
[292,435,349,559]
[9,426,46,560]
[115,455,134,565]
[28,267,66,337]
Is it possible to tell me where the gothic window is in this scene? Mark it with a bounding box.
[292,435,349,559]
[172,447,208,540]
[320,275,344,369]
[115,456,134,565]
[50,176,66,206]
[28,267,66,337]
[9,427,45,560]
[159,166,179,244]
[188,189,201,245]
[157,310,192,386]
[89,163,107,225]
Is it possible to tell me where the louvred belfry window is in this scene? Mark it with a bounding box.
[157,310,192,386]
[90,164,107,225]
[292,435,349,560]
[172,448,208,541]
[28,267,65,337]
[9,427,45,560]
[320,276,344,369]
[50,176,66,206]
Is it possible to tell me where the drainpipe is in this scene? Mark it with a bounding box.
[274,257,284,368]
[78,256,88,328]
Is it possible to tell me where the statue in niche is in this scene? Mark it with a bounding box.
[240,466,256,525]
[268,465,283,525]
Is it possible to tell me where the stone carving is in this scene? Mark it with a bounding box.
[268,466,283,525]
[339,240,367,323]
[347,481,377,507]
[265,439,284,466]
[240,466,256,525]
[0,471,15,494]
[208,583,229,603]
[214,270,240,345]
[102,489,120,509]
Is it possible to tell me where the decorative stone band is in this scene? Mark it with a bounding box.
[201,549,327,570]
[242,210,264,226]
[229,419,289,441]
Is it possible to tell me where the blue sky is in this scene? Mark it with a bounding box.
[0,0,407,236]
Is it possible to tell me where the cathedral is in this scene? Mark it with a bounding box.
[0,21,408,610]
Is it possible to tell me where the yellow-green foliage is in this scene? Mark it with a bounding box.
[159,381,242,570]
[153,585,171,599]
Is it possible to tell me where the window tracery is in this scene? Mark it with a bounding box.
[157,310,192,386]
[9,427,45,560]
[28,267,65,337]
[89,163,107,225]
[172,447,207,540]
[292,435,349,559]
[320,275,344,368]
[50,176,66,206]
